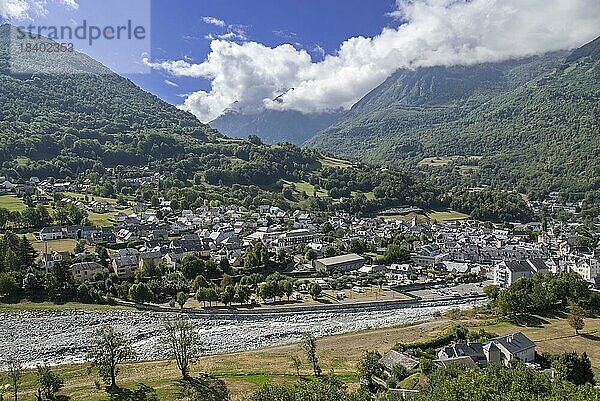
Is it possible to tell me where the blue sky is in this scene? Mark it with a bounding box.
[2,0,598,122]
[138,0,399,105]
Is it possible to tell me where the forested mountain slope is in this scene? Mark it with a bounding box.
[0,24,443,216]
[306,37,600,199]
[0,24,213,178]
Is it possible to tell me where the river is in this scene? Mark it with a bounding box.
[0,299,482,367]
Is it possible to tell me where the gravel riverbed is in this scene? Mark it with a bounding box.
[1,299,482,367]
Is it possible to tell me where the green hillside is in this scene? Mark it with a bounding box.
[0,24,442,216]
[306,37,600,201]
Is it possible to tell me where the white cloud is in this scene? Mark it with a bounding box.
[201,16,248,43]
[0,0,77,20]
[205,31,247,41]
[164,79,179,87]
[0,0,45,20]
[148,0,600,122]
[58,0,78,9]
[201,16,226,27]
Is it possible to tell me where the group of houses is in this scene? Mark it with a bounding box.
[22,189,598,290]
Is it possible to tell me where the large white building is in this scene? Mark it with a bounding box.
[494,259,548,288]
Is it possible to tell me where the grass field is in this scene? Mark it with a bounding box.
[63,192,119,205]
[7,316,598,400]
[0,195,27,212]
[31,238,77,254]
[320,156,355,169]
[477,316,600,374]
[283,180,329,198]
[418,155,482,168]
[383,209,469,223]
[87,211,118,227]
[426,209,470,222]
[351,191,376,200]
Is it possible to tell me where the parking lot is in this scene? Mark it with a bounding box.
[406,280,493,301]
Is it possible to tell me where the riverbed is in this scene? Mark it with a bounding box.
[0,299,482,367]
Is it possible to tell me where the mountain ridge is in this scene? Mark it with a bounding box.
[305,38,600,198]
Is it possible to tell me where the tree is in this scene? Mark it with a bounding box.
[567,302,585,335]
[4,356,22,401]
[73,240,86,254]
[290,355,302,377]
[549,352,596,385]
[196,287,210,307]
[282,280,294,301]
[220,285,235,306]
[483,285,500,303]
[383,244,410,264]
[307,282,322,300]
[176,291,188,309]
[128,283,154,304]
[0,273,18,299]
[191,275,209,292]
[35,364,64,401]
[305,249,318,261]
[391,363,410,382]
[356,350,383,387]
[235,284,251,305]
[300,333,321,377]
[160,316,201,380]
[86,325,135,390]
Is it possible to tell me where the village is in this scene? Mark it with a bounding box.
[0,175,597,313]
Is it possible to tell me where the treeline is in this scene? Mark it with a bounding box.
[410,360,598,401]
[448,190,534,222]
[0,202,87,230]
[483,272,599,318]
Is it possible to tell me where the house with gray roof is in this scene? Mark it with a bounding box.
[437,332,536,368]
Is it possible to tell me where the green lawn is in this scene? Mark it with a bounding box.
[88,212,116,227]
[0,195,27,212]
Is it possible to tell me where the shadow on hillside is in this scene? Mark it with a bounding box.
[509,314,549,327]
[538,309,568,320]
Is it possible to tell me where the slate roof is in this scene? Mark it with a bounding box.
[379,350,420,371]
[490,332,535,354]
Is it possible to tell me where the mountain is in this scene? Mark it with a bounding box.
[306,37,600,198]
[210,103,342,145]
[0,24,219,177]
[0,24,436,215]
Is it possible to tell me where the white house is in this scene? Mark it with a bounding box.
[39,226,63,241]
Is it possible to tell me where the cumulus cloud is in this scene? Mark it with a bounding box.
[148,0,600,122]
[0,0,77,20]
[0,0,45,20]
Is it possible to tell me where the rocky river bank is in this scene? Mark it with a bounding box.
[0,299,482,367]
